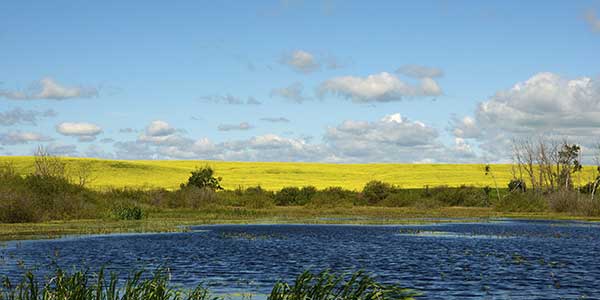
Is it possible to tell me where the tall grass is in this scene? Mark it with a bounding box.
[269,270,419,300]
[0,269,419,300]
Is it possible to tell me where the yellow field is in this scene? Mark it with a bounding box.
[1,156,597,191]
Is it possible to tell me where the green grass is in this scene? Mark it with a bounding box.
[5,156,591,191]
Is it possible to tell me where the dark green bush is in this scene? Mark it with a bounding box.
[275,187,301,206]
[426,185,487,206]
[380,191,420,207]
[112,206,144,220]
[307,187,357,208]
[183,166,223,191]
[361,180,394,205]
[275,186,317,206]
[218,186,274,209]
[508,178,527,192]
[493,192,546,212]
[0,192,39,223]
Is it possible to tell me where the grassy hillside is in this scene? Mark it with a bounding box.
[1,156,597,191]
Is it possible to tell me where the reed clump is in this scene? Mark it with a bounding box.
[0,269,419,300]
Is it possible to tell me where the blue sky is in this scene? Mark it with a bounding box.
[1,0,600,162]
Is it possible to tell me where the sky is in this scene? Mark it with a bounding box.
[1,0,600,163]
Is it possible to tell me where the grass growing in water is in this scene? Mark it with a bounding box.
[269,270,419,300]
[0,269,419,300]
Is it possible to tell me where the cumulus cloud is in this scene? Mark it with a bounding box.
[451,72,600,160]
[200,94,262,105]
[270,82,309,103]
[318,72,442,102]
[138,120,191,146]
[451,116,481,139]
[0,108,57,126]
[324,113,440,161]
[56,122,103,142]
[218,122,253,131]
[79,115,476,163]
[0,77,98,100]
[0,131,53,145]
[280,50,320,73]
[260,117,290,123]
[585,9,600,32]
[145,120,176,137]
[396,65,444,78]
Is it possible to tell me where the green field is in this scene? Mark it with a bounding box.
[1,156,598,191]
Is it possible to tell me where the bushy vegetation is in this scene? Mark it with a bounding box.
[0,268,418,300]
[3,144,600,224]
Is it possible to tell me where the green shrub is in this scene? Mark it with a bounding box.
[426,185,487,206]
[274,186,316,206]
[241,186,275,209]
[493,192,546,212]
[0,192,39,223]
[275,187,301,206]
[183,166,223,191]
[112,206,144,220]
[307,187,356,208]
[380,191,419,207]
[361,180,394,205]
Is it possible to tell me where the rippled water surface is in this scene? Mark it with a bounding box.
[2,219,600,299]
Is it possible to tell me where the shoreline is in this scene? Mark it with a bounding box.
[2,206,599,242]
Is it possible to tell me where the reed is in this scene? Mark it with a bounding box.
[0,269,419,300]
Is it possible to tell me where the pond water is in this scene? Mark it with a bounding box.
[1,219,600,299]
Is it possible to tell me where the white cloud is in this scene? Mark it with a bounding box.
[318,72,442,102]
[585,9,600,33]
[0,108,57,126]
[80,114,477,163]
[0,77,98,100]
[218,122,253,131]
[452,72,600,160]
[270,82,309,103]
[0,131,53,145]
[138,120,191,146]
[396,65,444,78]
[281,50,320,73]
[56,122,103,142]
[451,116,481,138]
[145,120,176,137]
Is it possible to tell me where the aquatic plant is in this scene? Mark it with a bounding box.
[268,270,420,300]
[0,269,420,300]
[0,269,217,300]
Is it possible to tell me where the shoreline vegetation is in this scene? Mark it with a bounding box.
[0,268,420,300]
[2,140,600,242]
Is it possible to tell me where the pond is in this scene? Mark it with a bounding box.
[1,219,600,299]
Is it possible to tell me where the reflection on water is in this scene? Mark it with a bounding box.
[1,219,599,299]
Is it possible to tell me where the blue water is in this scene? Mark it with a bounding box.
[1,219,600,299]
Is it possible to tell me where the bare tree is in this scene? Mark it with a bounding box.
[69,161,96,187]
[33,146,66,178]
